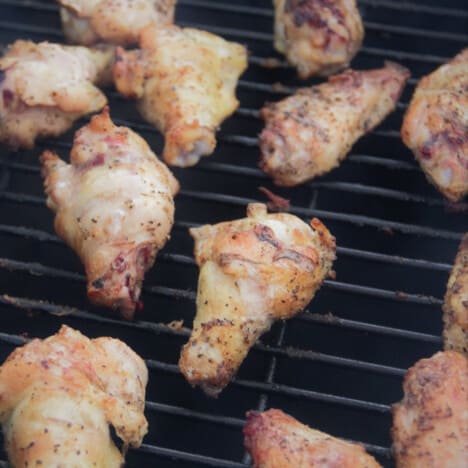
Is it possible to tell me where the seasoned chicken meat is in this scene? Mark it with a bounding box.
[260,62,410,186]
[0,40,112,150]
[443,234,468,355]
[0,325,148,468]
[244,409,381,468]
[273,0,364,79]
[392,351,468,468]
[401,49,468,202]
[58,0,176,46]
[41,108,179,319]
[179,203,336,396]
[114,25,247,167]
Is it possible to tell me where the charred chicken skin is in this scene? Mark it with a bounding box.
[58,0,176,46]
[392,351,468,468]
[260,62,410,186]
[0,40,112,150]
[41,108,179,319]
[0,325,148,468]
[443,234,468,355]
[401,49,468,202]
[244,409,382,468]
[179,203,336,396]
[273,0,364,79]
[114,25,248,167]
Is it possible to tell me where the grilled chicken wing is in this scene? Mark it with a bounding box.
[244,409,381,468]
[273,0,364,79]
[0,40,112,150]
[392,351,468,468]
[114,25,247,167]
[260,62,410,186]
[0,325,148,468]
[179,203,336,396]
[401,49,468,202]
[41,108,179,319]
[58,0,176,46]
[443,235,468,355]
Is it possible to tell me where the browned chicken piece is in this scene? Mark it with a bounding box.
[41,108,179,319]
[244,409,382,467]
[114,25,247,167]
[0,325,148,468]
[401,49,468,202]
[443,234,468,355]
[273,0,364,79]
[0,40,113,150]
[260,62,409,186]
[58,0,176,46]
[392,351,468,468]
[179,203,336,396]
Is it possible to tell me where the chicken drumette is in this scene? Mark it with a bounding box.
[443,234,468,355]
[58,0,176,46]
[41,108,179,319]
[273,0,364,79]
[401,49,468,202]
[114,25,247,167]
[0,40,112,150]
[0,325,148,468]
[392,351,468,468]
[244,409,381,468]
[179,203,336,396]
[260,62,410,186]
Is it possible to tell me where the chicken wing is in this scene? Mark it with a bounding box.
[392,351,468,468]
[443,234,468,355]
[260,62,410,186]
[41,108,179,319]
[58,0,176,46]
[114,25,248,167]
[244,409,381,468]
[401,49,468,202]
[0,40,112,150]
[179,203,336,396]
[273,0,364,79]
[0,325,148,468]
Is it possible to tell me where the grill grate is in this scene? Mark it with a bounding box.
[0,1,467,467]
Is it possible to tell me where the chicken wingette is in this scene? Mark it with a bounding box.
[244,409,381,468]
[401,49,468,202]
[260,62,410,186]
[273,0,364,79]
[41,108,179,319]
[392,351,468,468]
[0,325,148,468]
[0,40,112,149]
[443,234,468,355]
[114,25,248,167]
[179,203,336,396]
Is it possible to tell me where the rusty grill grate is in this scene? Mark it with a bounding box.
[0,1,467,467]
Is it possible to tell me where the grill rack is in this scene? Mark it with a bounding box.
[0,1,467,467]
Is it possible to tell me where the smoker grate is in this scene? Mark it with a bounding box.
[0,0,467,467]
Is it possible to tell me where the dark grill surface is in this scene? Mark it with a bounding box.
[0,1,467,467]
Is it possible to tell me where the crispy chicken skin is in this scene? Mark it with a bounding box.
[58,0,176,46]
[443,234,468,355]
[401,49,468,202]
[260,62,410,186]
[179,203,336,396]
[114,25,247,167]
[41,108,179,319]
[273,0,364,79]
[392,351,468,468]
[0,325,148,467]
[244,409,381,468]
[0,40,113,150]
